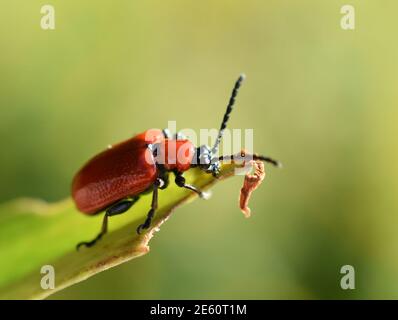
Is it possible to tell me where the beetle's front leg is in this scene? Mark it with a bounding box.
[137,178,162,234]
[174,172,210,199]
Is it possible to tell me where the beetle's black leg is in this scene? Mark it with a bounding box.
[157,165,169,190]
[76,196,139,250]
[174,172,209,199]
[137,178,162,234]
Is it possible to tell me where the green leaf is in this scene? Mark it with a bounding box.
[0,163,243,299]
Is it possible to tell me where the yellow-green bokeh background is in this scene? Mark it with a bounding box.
[1,0,398,299]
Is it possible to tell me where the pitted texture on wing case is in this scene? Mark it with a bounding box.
[72,130,164,214]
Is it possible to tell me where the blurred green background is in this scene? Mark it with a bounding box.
[1,0,398,299]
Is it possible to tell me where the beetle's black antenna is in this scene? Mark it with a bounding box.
[219,153,282,168]
[211,74,246,155]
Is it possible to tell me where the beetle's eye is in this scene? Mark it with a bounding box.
[199,155,210,165]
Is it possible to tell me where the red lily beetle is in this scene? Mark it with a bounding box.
[72,75,280,249]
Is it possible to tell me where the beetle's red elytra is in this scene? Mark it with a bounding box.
[72,75,280,250]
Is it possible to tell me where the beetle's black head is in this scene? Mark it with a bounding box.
[192,145,220,176]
